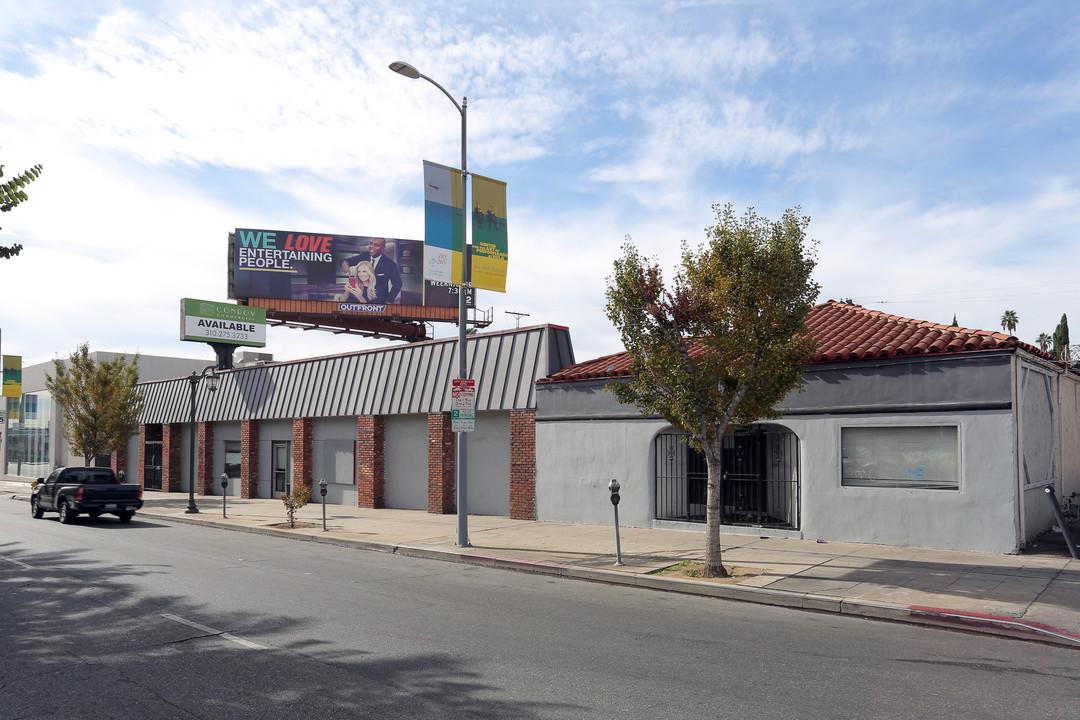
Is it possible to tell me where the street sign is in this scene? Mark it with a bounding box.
[451,378,475,432]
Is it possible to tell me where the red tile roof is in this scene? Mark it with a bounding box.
[542,300,1055,383]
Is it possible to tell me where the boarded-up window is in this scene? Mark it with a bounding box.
[841,426,959,490]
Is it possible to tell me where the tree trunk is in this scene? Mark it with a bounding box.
[702,439,728,578]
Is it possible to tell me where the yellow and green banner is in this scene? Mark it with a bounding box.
[2,355,21,398]
[423,160,465,285]
[471,173,508,293]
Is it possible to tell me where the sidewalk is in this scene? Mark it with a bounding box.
[4,477,1079,649]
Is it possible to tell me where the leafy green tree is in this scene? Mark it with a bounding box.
[1036,332,1052,352]
[44,343,145,464]
[1053,314,1070,362]
[0,153,44,259]
[605,204,819,577]
[951,314,958,327]
[1000,310,1019,335]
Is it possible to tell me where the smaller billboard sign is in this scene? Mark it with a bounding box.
[181,299,267,347]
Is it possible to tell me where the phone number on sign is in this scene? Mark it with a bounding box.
[203,329,253,340]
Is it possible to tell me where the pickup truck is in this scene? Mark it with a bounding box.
[31,466,143,524]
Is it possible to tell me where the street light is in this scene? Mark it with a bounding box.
[390,59,471,548]
[186,365,219,514]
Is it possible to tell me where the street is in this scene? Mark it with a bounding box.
[1,499,1077,719]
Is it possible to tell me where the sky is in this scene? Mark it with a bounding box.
[2,0,1080,369]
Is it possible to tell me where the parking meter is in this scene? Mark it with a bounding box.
[319,478,328,532]
[220,473,228,518]
[607,479,624,565]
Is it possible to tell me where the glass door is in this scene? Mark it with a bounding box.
[272,441,291,496]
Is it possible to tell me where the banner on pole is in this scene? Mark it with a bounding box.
[423,161,465,285]
[2,356,21,398]
[470,173,508,293]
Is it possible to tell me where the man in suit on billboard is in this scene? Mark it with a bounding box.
[340,237,402,304]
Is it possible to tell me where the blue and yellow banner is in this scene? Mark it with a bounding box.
[471,173,508,293]
[423,161,465,285]
[2,356,21,398]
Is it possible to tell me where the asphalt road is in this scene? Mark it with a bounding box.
[2,500,1078,720]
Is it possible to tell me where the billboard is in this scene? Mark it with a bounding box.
[231,229,473,309]
[182,299,266,347]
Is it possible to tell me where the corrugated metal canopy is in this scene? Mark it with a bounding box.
[139,325,575,425]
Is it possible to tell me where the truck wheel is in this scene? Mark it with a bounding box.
[87,510,101,519]
[58,500,76,524]
[30,496,44,519]
[117,511,134,524]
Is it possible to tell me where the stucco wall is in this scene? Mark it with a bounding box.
[465,411,511,516]
[783,409,1019,553]
[536,355,1027,553]
[313,417,359,506]
[385,414,428,510]
[536,417,669,527]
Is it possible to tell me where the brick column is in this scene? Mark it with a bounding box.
[162,424,182,492]
[197,422,214,495]
[241,420,259,498]
[427,412,456,514]
[357,415,385,508]
[135,426,147,490]
[292,417,313,494]
[112,435,129,483]
[510,410,536,520]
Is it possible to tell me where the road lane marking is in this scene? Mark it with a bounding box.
[161,613,268,649]
[0,555,32,570]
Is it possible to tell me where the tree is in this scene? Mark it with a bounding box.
[45,344,145,464]
[1000,310,1019,335]
[1036,332,1052,352]
[281,484,312,528]
[951,314,958,327]
[1053,314,1070,363]
[0,153,44,259]
[605,204,819,577]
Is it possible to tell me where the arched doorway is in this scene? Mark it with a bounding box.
[654,424,800,529]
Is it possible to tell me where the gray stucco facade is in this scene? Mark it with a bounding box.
[535,350,1080,554]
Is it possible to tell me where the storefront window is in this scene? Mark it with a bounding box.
[6,392,52,478]
[841,426,959,490]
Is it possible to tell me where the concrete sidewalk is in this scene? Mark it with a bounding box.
[5,478,1079,648]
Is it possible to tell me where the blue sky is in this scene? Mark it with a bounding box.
[2,1,1079,367]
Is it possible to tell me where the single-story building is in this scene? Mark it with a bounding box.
[535,301,1080,554]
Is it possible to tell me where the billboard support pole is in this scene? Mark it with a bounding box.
[390,60,471,547]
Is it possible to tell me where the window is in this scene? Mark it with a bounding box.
[841,426,959,490]
[224,441,241,480]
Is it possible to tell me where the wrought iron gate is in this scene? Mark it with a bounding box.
[654,427,800,529]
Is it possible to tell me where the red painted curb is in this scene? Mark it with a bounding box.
[909,606,1080,644]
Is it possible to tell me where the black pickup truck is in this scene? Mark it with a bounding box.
[31,466,143,524]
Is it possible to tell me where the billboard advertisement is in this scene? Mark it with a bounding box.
[231,229,473,309]
[181,298,267,347]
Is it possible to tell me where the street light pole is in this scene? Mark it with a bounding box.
[186,365,219,514]
[390,60,471,547]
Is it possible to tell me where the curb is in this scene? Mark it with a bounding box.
[11,495,1079,650]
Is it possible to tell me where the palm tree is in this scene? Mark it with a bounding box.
[1000,310,1019,334]
[1036,332,1052,352]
